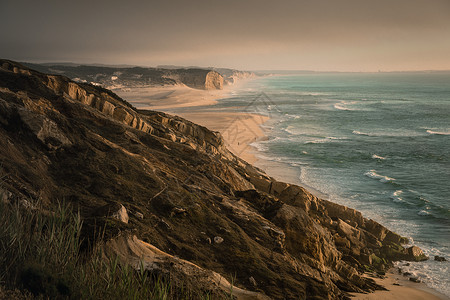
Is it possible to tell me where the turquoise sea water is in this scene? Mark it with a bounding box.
[217,73,450,297]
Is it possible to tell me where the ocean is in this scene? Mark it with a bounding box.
[215,73,450,297]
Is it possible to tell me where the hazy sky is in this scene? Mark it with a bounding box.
[1,0,450,71]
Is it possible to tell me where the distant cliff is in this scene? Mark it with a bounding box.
[164,69,223,90]
[22,63,232,90]
[0,60,428,299]
[213,68,255,85]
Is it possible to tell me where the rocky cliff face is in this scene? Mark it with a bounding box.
[165,69,223,90]
[0,60,427,299]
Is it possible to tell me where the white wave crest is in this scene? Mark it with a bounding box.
[352,130,370,136]
[426,129,450,136]
[372,154,386,160]
[391,190,403,202]
[334,103,352,111]
[364,170,396,183]
[418,210,431,216]
[304,136,345,144]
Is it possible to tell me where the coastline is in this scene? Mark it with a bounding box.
[119,82,448,300]
[350,269,449,300]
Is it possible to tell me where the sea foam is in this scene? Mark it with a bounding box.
[364,170,396,183]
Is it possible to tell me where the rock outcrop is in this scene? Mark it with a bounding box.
[0,59,425,299]
[165,69,223,90]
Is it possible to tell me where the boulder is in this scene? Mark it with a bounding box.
[18,109,71,149]
[406,246,428,262]
[434,256,447,262]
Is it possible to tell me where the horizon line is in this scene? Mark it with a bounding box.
[7,58,450,74]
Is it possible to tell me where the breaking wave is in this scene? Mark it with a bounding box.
[364,170,396,183]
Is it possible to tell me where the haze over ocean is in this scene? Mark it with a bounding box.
[215,72,450,296]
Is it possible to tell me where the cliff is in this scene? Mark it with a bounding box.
[0,60,427,299]
[213,68,255,85]
[22,63,225,90]
[164,69,223,90]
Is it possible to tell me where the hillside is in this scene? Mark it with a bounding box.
[0,59,428,299]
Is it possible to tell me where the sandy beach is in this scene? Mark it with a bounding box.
[113,85,226,110]
[350,269,449,300]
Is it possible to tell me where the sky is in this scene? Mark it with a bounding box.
[1,0,450,71]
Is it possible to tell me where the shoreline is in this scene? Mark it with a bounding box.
[118,82,448,300]
[350,269,449,300]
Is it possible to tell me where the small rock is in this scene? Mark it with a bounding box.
[97,202,129,223]
[205,237,212,244]
[158,219,171,230]
[409,277,421,283]
[393,283,401,286]
[249,276,257,287]
[434,256,447,262]
[110,204,129,223]
[135,211,144,219]
[404,263,410,266]
[403,272,412,276]
[214,236,224,244]
[170,207,187,217]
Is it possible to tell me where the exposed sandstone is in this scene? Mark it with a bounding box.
[104,234,270,299]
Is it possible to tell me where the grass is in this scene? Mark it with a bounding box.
[0,194,219,299]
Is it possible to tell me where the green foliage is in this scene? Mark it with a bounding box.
[0,198,218,299]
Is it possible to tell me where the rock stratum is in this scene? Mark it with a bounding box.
[0,60,427,299]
